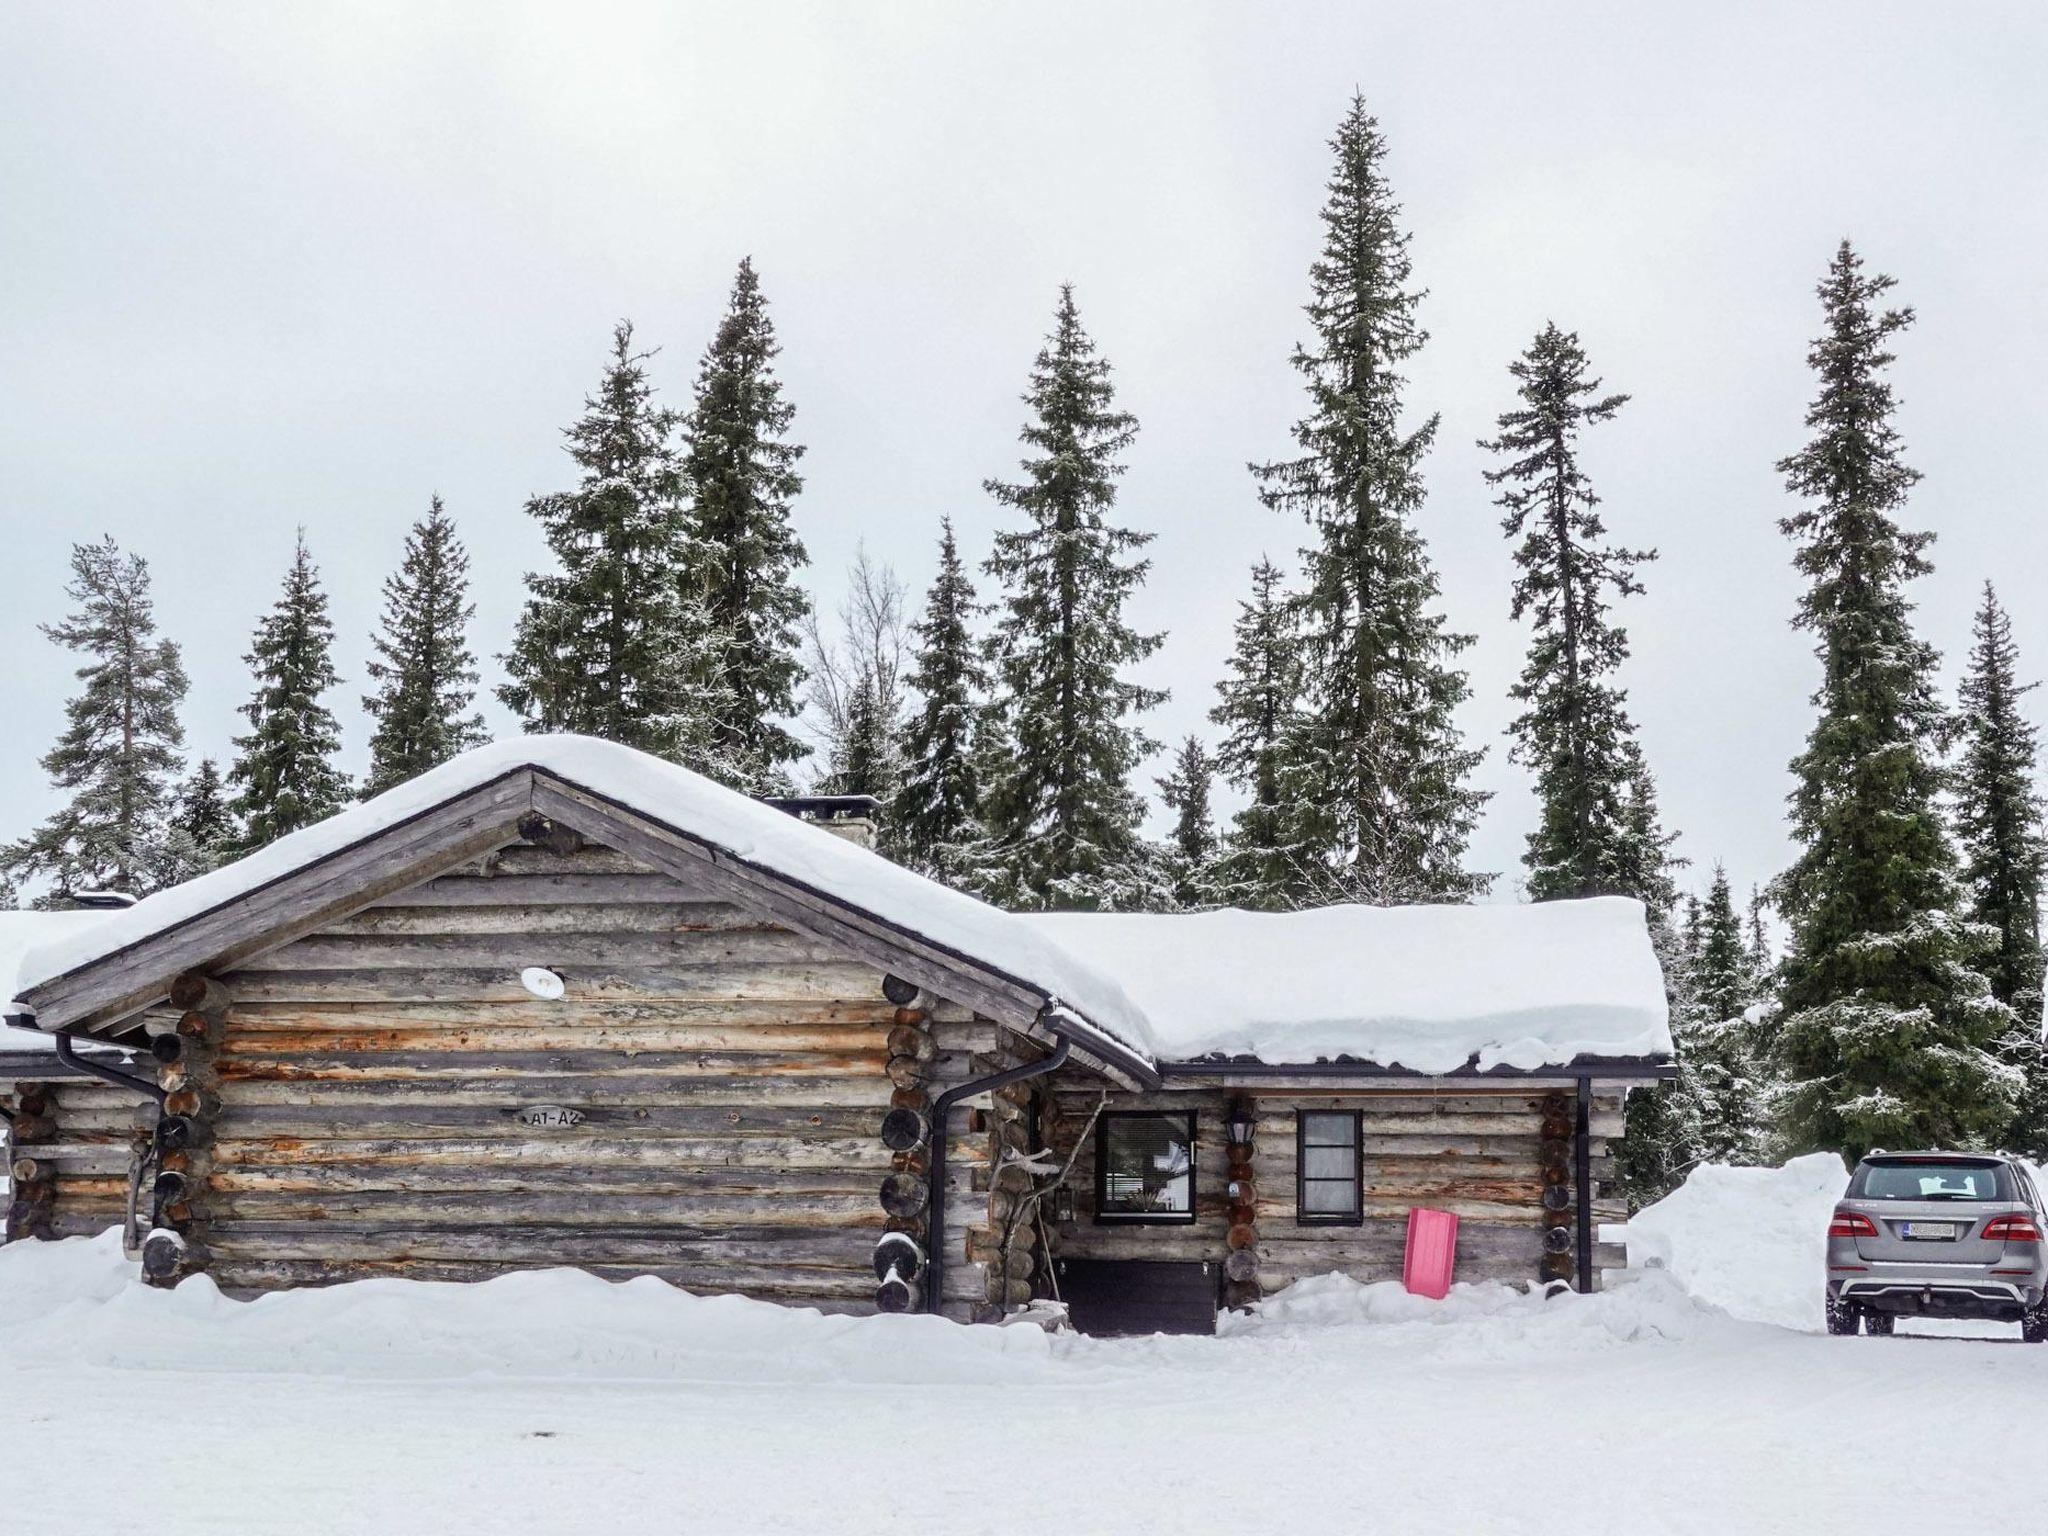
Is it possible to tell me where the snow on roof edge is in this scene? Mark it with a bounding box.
[6,737,1673,1079]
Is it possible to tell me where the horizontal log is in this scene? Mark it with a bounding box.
[247,928,849,973]
[213,1079,898,1117]
[218,1022,894,1055]
[215,1048,892,1083]
[332,900,769,936]
[224,962,890,1005]
[207,1101,897,1136]
[206,1162,889,1197]
[207,1190,891,1226]
[204,1225,879,1265]
[227,998,907,1029]
[210,1134,974,1170]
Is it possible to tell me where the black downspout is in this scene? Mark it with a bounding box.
[1574,1075,1594,1295]
[55,1032,167,1106]
[924,1032,1072,1317]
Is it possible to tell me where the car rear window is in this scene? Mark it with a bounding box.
[1856,1161,2005,1201]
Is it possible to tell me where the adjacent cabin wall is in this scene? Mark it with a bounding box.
[1042,1082,1629,1303]
[3,1075,153,1240]
[159,837,1003,1313]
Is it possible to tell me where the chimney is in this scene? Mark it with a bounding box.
[760,795,882,852]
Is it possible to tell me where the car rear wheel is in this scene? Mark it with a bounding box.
[2024,1304,2048,1344]
[1825,1298,1860,1335]
[1861,1311,1894,1336]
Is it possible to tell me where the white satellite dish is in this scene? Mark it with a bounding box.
[520,966,566,1001]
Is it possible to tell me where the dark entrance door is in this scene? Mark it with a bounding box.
[1053,1257,1219,1336]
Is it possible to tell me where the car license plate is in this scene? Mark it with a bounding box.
[1901,1221,1958,1240]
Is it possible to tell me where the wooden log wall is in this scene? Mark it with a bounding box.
[1041,1084,1630,1303]
[3,1076,155,1241]
[181,833,1006,1313]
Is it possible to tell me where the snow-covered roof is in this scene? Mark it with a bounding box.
[3,736,1671,1076]
[1,910,118,1055]
[1018,901,1673,1075]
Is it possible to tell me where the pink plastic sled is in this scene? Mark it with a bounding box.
[1403,1207,1459,1300]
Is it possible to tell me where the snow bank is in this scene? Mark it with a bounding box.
[1022,898,1671,1072]
[1626,1153,1851,1330]
[0,1232,1062,1385]
[10,735,1670,1073]
[1219,1267,1728,1350]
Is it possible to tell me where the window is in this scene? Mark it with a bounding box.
[1297,1110,1362,1225]
[1095,1112,1196,1223]
[1855,1159,2006,1202]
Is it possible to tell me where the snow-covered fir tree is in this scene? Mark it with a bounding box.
[1684,864,1773,1164]
[501,323,719,766]
[1255,96,1488,904]
[1618,909,1708,1207]
[981,285,1166,912]
[682,258,811,790]
[1484,323,1674,903]
[2,537,188,897]
[362,496,486,796]
[160,757,239,884]
[1208,557,1304,909]
[230,531,351,851]
[1771,242,2015,1161]
[0,871,17,910]
[895,519,992,884]
[1156,735,1218,909]
[1952,582,2048,1154]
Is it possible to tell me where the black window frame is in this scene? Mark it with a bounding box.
[1093,1110,1199,1226]
[1295,1109,1364,1227]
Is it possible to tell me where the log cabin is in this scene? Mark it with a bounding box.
[1,736,1672,1334]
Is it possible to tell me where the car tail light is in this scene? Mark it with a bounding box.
[1828,1209,1880,1239]
[1983,1214,2042,1243]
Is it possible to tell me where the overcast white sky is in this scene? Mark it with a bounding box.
[4,2,2045,908]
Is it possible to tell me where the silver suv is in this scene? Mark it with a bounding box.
[1826,1151,2047,1340]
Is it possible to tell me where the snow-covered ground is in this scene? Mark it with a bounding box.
[2,1156,2039,1536]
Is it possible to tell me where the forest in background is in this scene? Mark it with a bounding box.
[6,95,2043,1202]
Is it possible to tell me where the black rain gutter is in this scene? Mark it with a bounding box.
[53,1030,166,1105]
[924,1031,1071,1317]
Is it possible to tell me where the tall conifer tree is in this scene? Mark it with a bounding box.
[1156,736,1218,909]
[363,496,486,796]
[1685,864,1772,1164]
[3,538,188,896]
[1953,582,2048,1154]
[981,286,1165,911]
[1772,242,2014,1160]
[501,323,717,764]
[682,258,811,789]
[161,757,238,883]
[1483,323,1673,903]
[896,520,992,883]
[1209,557,1304,908]
[231,531,350,850]
[1255,96,1488,904]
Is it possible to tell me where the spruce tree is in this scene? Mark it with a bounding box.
[159,758,239,885]
[1952,582,2048,1154]
[682,258,811,789]
[501,322,717,764]
[981,285,1165,911]
[230,531,350,850]
[1483,323,1673,903]
[363,496,486,796]
[1686,865,1772,1164]
[1255,95,1488,904]
[1772,242,2014,1161]
[1619,913,1709,1206]
[1156,735,1218,909]
[3,538,188,897]
[1209,557,1305,908]
[896,519,993,883]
